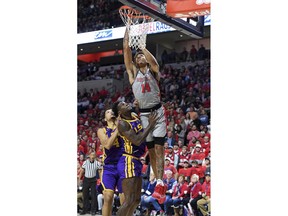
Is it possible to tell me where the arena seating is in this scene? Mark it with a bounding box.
[77,0,124,33]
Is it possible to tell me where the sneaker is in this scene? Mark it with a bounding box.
[79,210,87,215]
[95,210,102,214]
[152,184,168,204]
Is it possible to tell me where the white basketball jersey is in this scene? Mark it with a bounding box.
[132,69,161,109]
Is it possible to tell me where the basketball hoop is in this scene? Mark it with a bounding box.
[119,5,154,50]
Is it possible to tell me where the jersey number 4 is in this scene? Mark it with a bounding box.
[141,83,151,93]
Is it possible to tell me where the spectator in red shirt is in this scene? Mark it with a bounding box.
[190,143,205,163]
[141,157,148,175]
[87,142,96,156]
[196,161,206,184]
[111,91,121,103]
[197,172,211,216]
[198,131,206,144]
[90,88,100,104]
[79,154,85,166]
[164,157,178,180]
[99,86,108,99]
[190,160,200,178]
[177,140,184,150]
[78,138,85,156]
[202,136,211,154]
[178,146,191,168]
[187,174,202,216]
[164,142,170,155]
[96,144,104,157]
[203,96,210,109]
[187,136,197,153]
[165,146,175,164]
[173,143,180,156]
[167,174,190,216]
[89,132,100,151]
[80,135,89,155]
[178,160,192,182]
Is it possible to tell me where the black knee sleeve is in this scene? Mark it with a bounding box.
[146,141,155,149]
[153,136,166,146]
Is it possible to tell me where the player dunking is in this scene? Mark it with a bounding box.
[123,27,167,203]
[97,109,124,216]
[112,101,158,216]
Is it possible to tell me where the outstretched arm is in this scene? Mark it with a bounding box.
[141,48,159,74]
[118,112,158,146]
[97,127,119,150]
[123,27,136,85]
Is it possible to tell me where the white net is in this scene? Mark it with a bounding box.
[119,6,154,50]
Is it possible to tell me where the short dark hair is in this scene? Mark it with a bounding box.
[112,101,120,117]
[133,51,144,63]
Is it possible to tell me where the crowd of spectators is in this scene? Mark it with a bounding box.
[78,62,126,82]
[161,44,210,64]
[78,44,210,82]
[77,57,211,215]
[78,0,123,33]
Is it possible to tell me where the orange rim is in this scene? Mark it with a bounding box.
[119,5,152,19]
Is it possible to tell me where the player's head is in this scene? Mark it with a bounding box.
[104,108,116,122]
[112,101,132,118]
[134,51,147,68]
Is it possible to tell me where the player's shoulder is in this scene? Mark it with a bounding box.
[131,112,140,119]
[148,68,159,80]
[97,127,106,134]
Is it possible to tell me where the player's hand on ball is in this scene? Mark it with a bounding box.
[148,111,158,127]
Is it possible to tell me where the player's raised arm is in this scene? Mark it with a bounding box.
[97,127,119,150]
[141,48,159,74]
[123,27,136,85]
[118,111,158,146]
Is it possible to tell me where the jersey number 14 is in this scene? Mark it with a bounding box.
[141,83,151,93]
